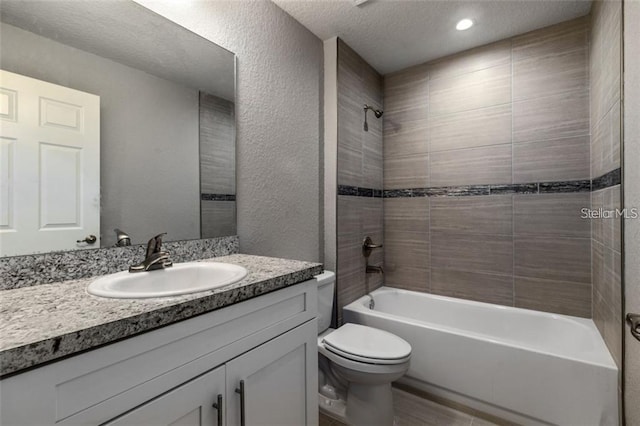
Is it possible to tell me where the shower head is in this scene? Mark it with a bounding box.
[363,104,383,131]
[364,104,383,118]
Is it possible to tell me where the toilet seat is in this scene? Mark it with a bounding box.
[322,323,411,365]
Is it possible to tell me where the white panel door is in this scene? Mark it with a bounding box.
[105,365,226,426]
[226,321,318,426]
[0,69,100,256]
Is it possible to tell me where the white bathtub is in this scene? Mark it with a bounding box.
[343,287,618,426]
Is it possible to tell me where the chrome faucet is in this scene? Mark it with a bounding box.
[129,233,173,273]
[114,228,132,247]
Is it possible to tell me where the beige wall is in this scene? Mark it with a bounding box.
[590,0,623,369]
[137,0,324,262]
[381,17,593,317]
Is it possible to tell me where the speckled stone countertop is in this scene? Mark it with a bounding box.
[0,254,323,377]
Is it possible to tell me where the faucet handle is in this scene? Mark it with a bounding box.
[146,233,167,257]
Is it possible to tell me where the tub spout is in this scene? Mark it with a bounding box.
[366,265,384,274]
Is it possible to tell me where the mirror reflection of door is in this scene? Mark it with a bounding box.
[0,70,100,256]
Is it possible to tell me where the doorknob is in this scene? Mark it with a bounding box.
[77,235,97,244]
[627,313,640,342]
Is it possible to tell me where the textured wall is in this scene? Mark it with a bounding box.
[382,17,592,317]
[0,22,201,247]
[590,0,623,369]
[624,1,640,422]
[136,0,324,262]
[335,39,384,324]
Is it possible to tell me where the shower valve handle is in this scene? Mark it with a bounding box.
[628,313,640,342]
[363,236,383,258]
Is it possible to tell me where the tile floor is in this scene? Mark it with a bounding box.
[319,387,501,426]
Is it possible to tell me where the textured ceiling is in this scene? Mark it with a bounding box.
[0,0,235,100]
[272,0,592,74]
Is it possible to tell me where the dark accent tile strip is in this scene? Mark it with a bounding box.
[539,180,591,193]
[358,187,374,197]
[428,185,491,197]
[339,185,383,198]
[343,173,618,199]
[490,183,538,195]
[592,168,621,191]
[201,193,236,201]
[338,185,358,196]
[384,189,413,198]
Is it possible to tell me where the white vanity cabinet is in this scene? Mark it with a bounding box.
[0,279,318,426]
[105,365,226,426]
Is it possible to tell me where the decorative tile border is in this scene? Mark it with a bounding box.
[338,185,383,198]
[592,168,621,191]
[539,180,591,193]
[201,193,236,201]
[340,171,621,199]
[0,236,239,291]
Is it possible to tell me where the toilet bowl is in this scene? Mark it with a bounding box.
[315,271,411,426]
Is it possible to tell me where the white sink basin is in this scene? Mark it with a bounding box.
[87,262,248,299]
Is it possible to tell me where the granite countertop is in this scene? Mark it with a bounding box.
[0,254,323,378]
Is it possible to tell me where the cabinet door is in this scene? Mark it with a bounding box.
[226,320,318,426]
[104,365,226,426]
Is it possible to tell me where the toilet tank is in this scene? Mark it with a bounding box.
[315,271,335,334]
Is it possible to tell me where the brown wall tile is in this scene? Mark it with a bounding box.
[512,16,588,61]
[591,101,621,178]
[430,195,512,235]
[384,198,429,233]
[429,104,511,152]
[514,236,590,283]
[378,17,594,319]
[429,64,511,116]
[514,276,591,317]
[513,136,590,183]
[431,268,513,306]
[514,193,590,238]
[201,201,236,238]
[429,40,511,80]
[430,144,512,187]
[513,90,589,143]
[513,48,588,102]
[384,234,430,292]
[431,231,513,275]
[384,154,429,189]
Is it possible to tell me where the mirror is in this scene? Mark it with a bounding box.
[0,0,236,257]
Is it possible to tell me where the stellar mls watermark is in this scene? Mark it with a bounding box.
[581,208,639,219]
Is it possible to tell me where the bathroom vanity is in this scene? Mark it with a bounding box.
[0,254,322,426]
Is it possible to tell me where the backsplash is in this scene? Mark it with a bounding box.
[0,236,239,291]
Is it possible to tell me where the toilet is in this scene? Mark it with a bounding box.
[316,271,411,426]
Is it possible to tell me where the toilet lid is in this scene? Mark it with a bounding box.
[322,323,411,363]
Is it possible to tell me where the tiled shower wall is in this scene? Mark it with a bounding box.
[590,0,623,367]
[383,17,593,317]
[336,39,384,324]
[200,92,237,238]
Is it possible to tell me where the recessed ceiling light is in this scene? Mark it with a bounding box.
[456,19,474,31]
